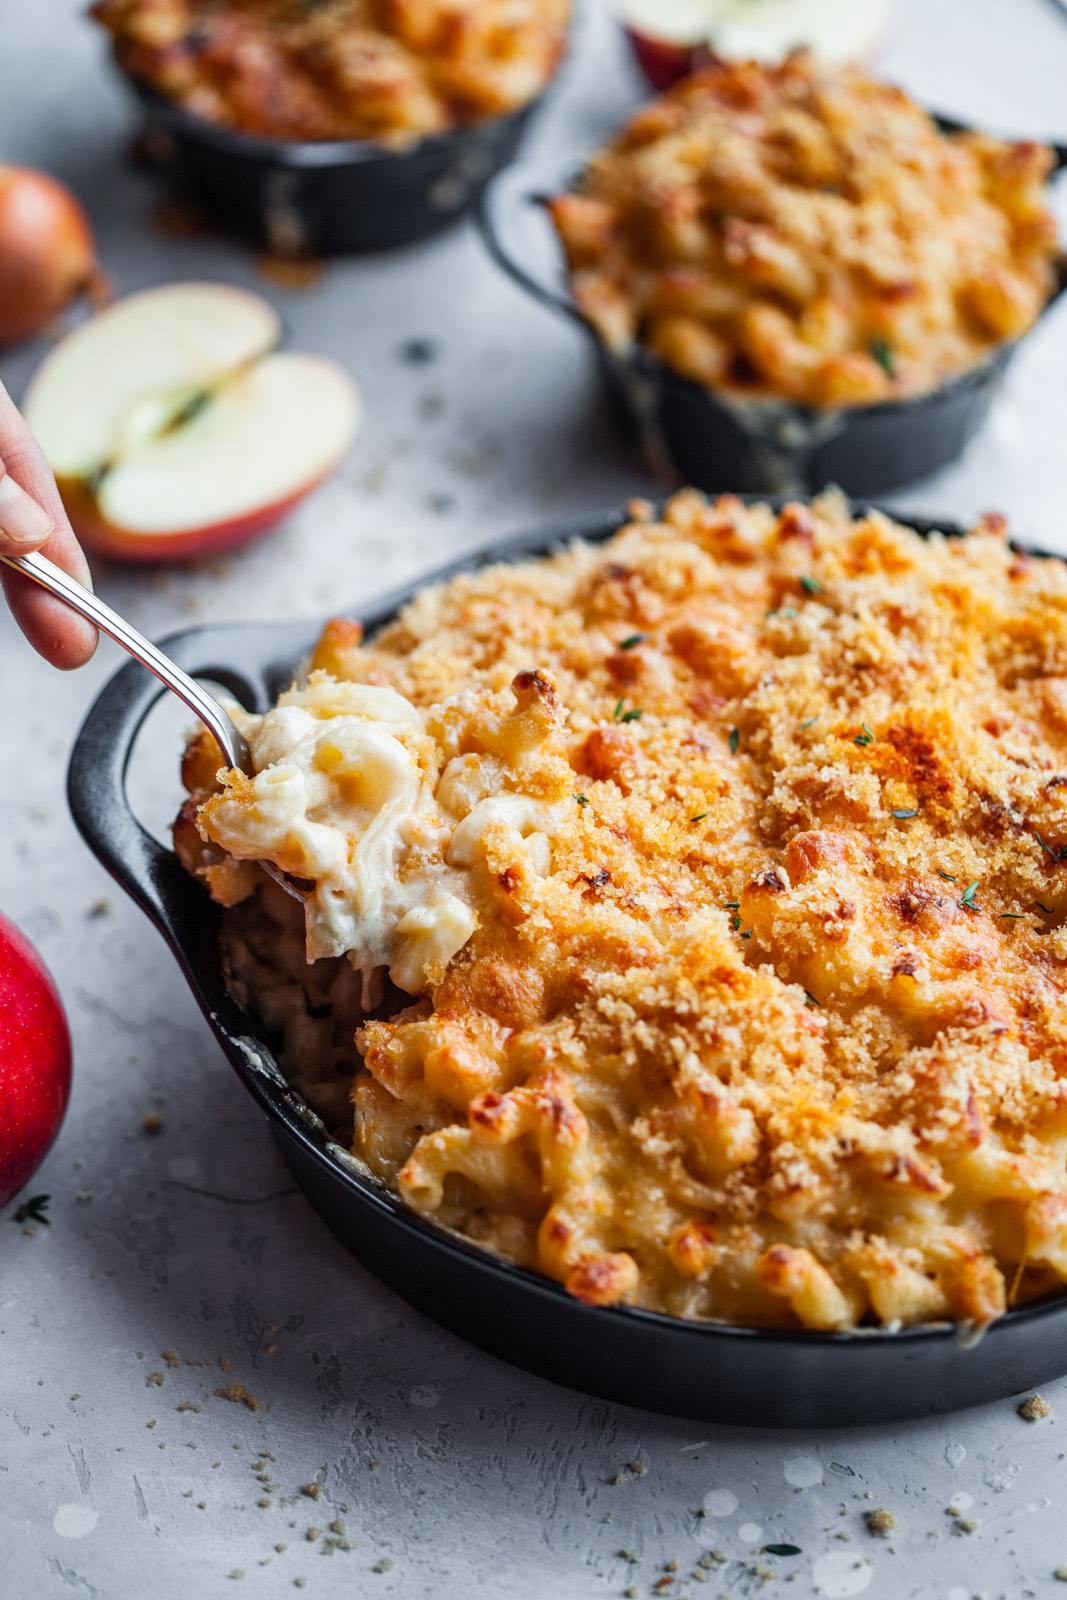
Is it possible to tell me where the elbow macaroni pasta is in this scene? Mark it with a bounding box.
[92,0,569,145]
[179,490,1067,1331]
[549,54,1060,408]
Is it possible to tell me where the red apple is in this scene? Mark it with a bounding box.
[620,0,895,91]
[23,282,361,563]
[0,912,72,1207]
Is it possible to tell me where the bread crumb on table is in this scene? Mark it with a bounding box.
[1019,1393,1052,1421]
[865,1509,896,1536]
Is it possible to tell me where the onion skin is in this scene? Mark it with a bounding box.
[0,166,96,347]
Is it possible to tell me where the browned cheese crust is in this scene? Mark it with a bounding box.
[549,54,1060,408]
[179,492,1067,1330]
[92,0,569,143]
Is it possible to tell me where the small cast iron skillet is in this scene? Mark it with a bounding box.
[117,72,555,255]
[68,499,1067,1427]
[478,137,1067,499]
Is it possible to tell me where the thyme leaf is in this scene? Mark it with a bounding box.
[1037,901,1056,914]
[804,989,821,1009]
[936,868,957,882]
[574,794,589,806]
[869,336,895,377]
[14,1194,51,1225]
[729,727,740,756]
[960,880,980,911]
[891,808,919,819]
[799,575,823,596]
[854,723,875,748]
[618,633,647,651]
[619,708,643,724]
[690,812,709,823]
[800,716,820,730]
[763,1544,802,1557]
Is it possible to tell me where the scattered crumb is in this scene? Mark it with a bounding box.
[214,1385,260,1411]
[294,1582,307,1590]
[372,1558,393,1573]
[628,1461,647,1476]
[301,1484,322,1500]
[1054,1566,1067,1581]
[266,1345,279,1357]
[147,1420,157,1430]
[653,1579,674,1594]
[146,1372,164,1388]
[306,1529,321,1543]
[1019,1394,1052,1421]
[70,1394,79,1401]
[177,1402,202,1413]
[276,1545,287,1554]
[865,1509,896,1537]
[219,1358,231,1372]
[198,1502,206,1510]
[953,1518,979,1535]
[257,255,323,290]
[228,1572,244,1581]
[162,1350,180,1368]
[144,1112,164,1134]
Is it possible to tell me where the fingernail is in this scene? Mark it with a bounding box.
[0,475,55,546]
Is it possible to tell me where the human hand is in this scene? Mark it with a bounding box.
[0,379,97,669]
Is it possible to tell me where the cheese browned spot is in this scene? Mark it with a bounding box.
[180,490,1067,1330]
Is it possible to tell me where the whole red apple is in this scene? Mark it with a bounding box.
[0,912,72,1207]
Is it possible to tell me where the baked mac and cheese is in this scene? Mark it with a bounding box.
[549,54,1060,407]
[178,492,1067,1331]
[92,0,569,145]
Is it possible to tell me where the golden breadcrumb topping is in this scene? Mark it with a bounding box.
[92,0,568,144]
[549,54,1061,407]
[178,491,1067,1330]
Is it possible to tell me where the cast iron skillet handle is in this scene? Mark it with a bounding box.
[477,163,586,328]
[67,654,205,943]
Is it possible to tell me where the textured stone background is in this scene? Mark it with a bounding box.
[3,2,1067,1597]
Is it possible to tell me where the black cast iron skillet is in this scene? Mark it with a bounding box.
[67,498,1067,1428]
[120,74,554,255]
[478,134,1067,499]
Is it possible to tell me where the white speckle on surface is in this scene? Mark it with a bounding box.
[983,1461,1020,1493]
[784,1454,824,1488]
[53,1504,99,1539]
[948,1490,974,1511]
[408,1385,441,1408]
[812,1549,875,1596]
[702,1489,738,1517]
[738,1522,763,1544]
[945,1443,967,1468]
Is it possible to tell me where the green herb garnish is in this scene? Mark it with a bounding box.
[618,633,648,651]
[800,716,820,730]
[804,990,821,1009]
[763,1545,802,1557]
[960,880,980,911]
[1037,901,1056,913]
[869,336,895,377]
[619,708,643,724]
[799,575,823,596]
[575,794,589,806]
[854,723,875,748]
[891,808,919,819]
[1034,830,1067,862]
[14,1194,51,1226]
[731,916,742,931]
[728,727,740,755]
[723,901,740,909]
[690,813,709,823]
[999,912,1025,919]
[936,868,957,882]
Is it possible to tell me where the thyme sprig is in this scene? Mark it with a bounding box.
[854,723,876,748]
[618,633,648,651]
[14,1194,51,1226]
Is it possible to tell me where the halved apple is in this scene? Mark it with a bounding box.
[620,0,895,91]
[23,282,360,562]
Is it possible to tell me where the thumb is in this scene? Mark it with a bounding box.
[0,459,56,552]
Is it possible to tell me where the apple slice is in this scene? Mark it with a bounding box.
[620,0,895,91]
[23,281,360,562]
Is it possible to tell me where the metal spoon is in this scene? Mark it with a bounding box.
[2,546,309,902]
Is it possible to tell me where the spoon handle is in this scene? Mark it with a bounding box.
[1,547,251,772]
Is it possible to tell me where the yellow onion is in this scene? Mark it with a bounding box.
[0,166,97,346]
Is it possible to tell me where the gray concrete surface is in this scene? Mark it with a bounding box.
[4,1,1067,1596]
